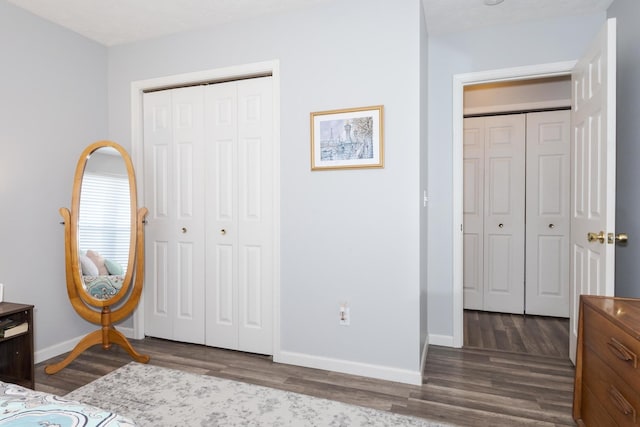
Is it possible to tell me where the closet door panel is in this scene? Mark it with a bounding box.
[463,118,484,310]
[177,242,195,316]
[237,77,273,354]
[211,244,237,349]
[525,110,570,317]
[242,245,263,327]
[149,241,169,326]
[144,91,174,339]
[205,81,239,349]
[483,115,525,314]
[170,87,206,344]
[216,140,234,220]
[486,234,512,292]
[143,87,206,344]
[215,246,234,324]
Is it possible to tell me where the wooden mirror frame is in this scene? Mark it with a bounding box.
[45,140,150,374]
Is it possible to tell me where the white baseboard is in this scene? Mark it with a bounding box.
[428,334,456,347]
[38,331,421,386]
[35,327,137,365]
[274,351,422,386]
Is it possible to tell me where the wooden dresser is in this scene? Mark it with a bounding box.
[574,295,640,426]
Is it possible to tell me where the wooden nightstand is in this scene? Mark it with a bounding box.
[0,302,34,389]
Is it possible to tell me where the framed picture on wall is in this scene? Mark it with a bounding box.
[310,105,384,170]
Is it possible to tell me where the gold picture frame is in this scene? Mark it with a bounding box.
[310,105,384,170]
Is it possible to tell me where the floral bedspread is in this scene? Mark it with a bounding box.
[82,275,125,300]
[0,381,136,426]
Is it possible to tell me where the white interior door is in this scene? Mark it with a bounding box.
[205,77,274,355]
[463,117,485,310]
[483,115,526,314]
[143,86,206,344]
[569,18,617,363]
[525,110,570,317]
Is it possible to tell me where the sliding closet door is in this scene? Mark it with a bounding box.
[205,77,274,355]
[143,87,206,344]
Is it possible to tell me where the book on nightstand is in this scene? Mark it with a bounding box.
[0,319,29,338]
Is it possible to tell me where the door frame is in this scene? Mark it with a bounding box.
[452,61,575,348]
[129,60,281,357]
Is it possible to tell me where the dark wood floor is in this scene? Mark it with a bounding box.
[35,313,575,427]
[464,310,570,358]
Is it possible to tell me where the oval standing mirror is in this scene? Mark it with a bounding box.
[77,146,133,303]
[45,140,150,375]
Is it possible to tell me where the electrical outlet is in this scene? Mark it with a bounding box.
[339,304,350,326]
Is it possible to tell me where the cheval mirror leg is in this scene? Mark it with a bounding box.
[45,306,149,375]
[44,330,103,374]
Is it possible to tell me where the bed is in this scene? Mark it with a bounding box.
[82,275,125,300]
[0,380,135,426]
[79,250,126,300]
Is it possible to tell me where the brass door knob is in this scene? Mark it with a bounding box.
[587,231,606,244]
[616,233,629,244]
[607,232,629,244]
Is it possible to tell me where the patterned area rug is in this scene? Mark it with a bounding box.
[66,362,452,426]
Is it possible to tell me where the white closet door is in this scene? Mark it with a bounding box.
[463,117,484,310]
[205,77,273,354]
[525,111,570,317]
[204,81,238,350]
[143,86,206,344]
[483,115,525,314]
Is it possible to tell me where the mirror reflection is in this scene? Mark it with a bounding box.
[77,148,131,300]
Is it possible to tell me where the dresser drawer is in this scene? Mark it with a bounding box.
[584,305,640,390]
[584,348,640,426]
[582,383,618,427]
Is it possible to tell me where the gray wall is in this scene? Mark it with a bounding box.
[0,1,107,355]
[608,0,640,298]
[108,0,424,376]
[426,13,607,339]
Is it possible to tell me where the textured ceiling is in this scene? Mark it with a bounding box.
[7,0,614,46]
[423,0,613,34]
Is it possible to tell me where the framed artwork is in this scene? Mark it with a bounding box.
[310,105,384,170]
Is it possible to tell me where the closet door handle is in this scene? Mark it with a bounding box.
[220,229,226,235]
[181,227,187,234]
[498,223,504,229]
[548,224,555,229]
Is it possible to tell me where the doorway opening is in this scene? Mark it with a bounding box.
[461,76,572,358]
[452,19,617,365]
[451,61,576,350]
